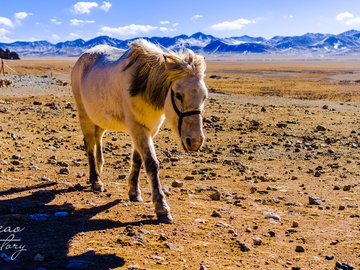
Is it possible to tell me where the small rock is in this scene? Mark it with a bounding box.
[253,237,263,245]
[292,221,299,228]
[295,245,305,252]
[322,105,329,109]
[164,242,176,250]
[194,218,206,224]
[214,221,229,227]
[276,122,287,128]
[333,185,341,190]
[199,265,209,270]
[237,241,251,252]
[211,210,222,217]
[184,175,195,180]
[268,230,276,237]
[59,167,70,175]
[34,253,44,262]
[338,205,345,210]
[233,199,242,206]
[151,255,165,261]
[264,212,281,221]
[309,196,322,205]
[343,185,351,191]
[210,191,222,201]
[325,255,334,260]
[330,240,339,245]
[171,180,183,188]
[316,125,326,131]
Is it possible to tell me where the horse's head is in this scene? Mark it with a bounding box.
[165,70,208,152]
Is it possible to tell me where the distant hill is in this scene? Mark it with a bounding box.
[1,30,360,57]
[0,48,20,59]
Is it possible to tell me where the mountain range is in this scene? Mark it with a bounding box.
[1,30,360,57]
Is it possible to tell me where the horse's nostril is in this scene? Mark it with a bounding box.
[186,137,192,147]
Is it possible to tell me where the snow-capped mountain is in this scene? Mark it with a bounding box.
[1,30,360,57]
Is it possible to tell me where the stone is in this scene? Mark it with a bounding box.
[264,212,281,221]
[34,253,45,262]
[171,180,183,188]
[253,237,263,245]
[325,255,334,260]
[316,125,326,131]
[308,196,322,205]
[211,210,221,217]
[59,167,70,175]
[295,245,305,252]
[292,221,299,228]
[237,241,251,252]
[343,185,351,191]
[184,175,195,180]
[209,191,222,201]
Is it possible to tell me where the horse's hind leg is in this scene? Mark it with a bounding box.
[128,149,143,202]
[95,126,105,174]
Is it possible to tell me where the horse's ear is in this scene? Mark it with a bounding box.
[163,54,178,70]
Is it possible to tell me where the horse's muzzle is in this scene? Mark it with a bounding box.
[183,135,204,152]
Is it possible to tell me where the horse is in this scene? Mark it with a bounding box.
[71,39,208,223]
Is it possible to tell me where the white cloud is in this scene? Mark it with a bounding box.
[70,19,95,26]
[160,20,170,25]
[73,1,111,14]
[336,12,354,21]
[99,1,112,12]
[51,34,61,41]
[51,18,62,25]
[0,28,12,42]
[100,24,158,36]
[172,22,179,27]
[210,18,256,31]
[159,26,177,33]
[69,32,81,38]
[191,14,203,21]
[14,12,31,21]
[73,2,99,14]
[0,17,14,28]
[336,11,360,26]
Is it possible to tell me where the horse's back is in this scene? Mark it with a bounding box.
[72,45,126,82]
[71,45,131,131]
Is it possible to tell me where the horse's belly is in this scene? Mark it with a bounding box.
[88,110,127,131]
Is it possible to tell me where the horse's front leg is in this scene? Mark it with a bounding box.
[131,126,173,223]
[128,149,143,202]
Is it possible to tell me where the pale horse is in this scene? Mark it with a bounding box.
[71,39,208,223]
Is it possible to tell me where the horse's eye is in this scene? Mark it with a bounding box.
[175,93,183,102]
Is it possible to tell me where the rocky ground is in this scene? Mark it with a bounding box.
[0,59,359,270]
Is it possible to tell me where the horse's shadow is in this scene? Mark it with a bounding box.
[0,182,159,270]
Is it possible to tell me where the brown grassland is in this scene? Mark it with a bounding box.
[0,57,359,270]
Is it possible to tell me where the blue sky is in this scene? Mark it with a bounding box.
[1,0,360,43]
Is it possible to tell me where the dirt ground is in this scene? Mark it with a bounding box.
[0,58,359,270]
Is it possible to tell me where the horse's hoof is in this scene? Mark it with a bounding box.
[129,195,143,202]
[156,213,173,224]
[92,182,104,192]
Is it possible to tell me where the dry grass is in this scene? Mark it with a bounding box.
[205,59,360,102]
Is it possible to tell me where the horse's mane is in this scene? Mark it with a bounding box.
[123,39,206,109]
